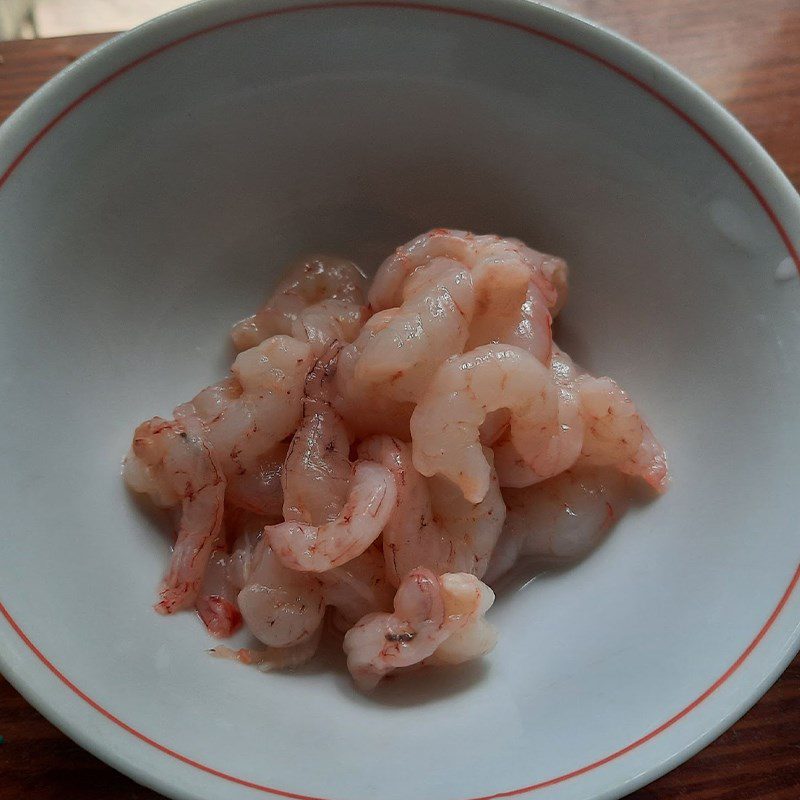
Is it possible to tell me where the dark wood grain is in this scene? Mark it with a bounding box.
[1,4,799,798]
[0,32,112,123]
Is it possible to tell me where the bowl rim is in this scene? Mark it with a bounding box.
[0,2,798,799]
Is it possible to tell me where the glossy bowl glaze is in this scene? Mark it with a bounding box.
[0,2,798,799]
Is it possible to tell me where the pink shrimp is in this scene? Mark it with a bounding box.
[343,568,496,690]
[369,229,567,318]
[484,467,629,584]
[354,259,476,402]
[357,435,505,586]
[410,344,559,503]
[266,461,397,572]
[196,548,242,638]
[319,544,395,631]
[577,375,669,492]
[124,417,226,614]
[231,255,367,352]
[492,346,584,486]
[237,537,326,648]
[331,311,416,439]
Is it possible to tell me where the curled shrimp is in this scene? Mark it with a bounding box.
[124,417,226,614]
[237,536,325,647]
[354,259,475,402]
[369,229,566,318]
[281,349,352,526]
[174,378,241,423]
[411,344,559,503]
[485,467,628,584]
[272,346,397,571]
[358,435,505,585]
[469,280,553,365]
[266,461,397,572]
[202,335,314,478]
[231,255,367,351]
[577,375,669,492]
[343,567,446,690]
[292,299,369,356]
[343,568,496,690]
[493,346,584,487]
[319,544,394,631]
[331,313,415,439]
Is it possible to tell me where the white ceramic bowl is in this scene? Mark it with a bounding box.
[1,1,799,799]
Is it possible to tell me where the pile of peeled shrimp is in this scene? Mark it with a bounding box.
[123,229,668,691]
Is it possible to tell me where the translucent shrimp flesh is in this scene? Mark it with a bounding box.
[410,344,559,503]
[237,536,326,648]
[196,548,242,638]
[125,230,667,693]
[331,314,416,439]
[369,229,566,316]
[484,467,629,584]
[358,435,506,585]
[577,375,669,492]
[124,417,226,614]
[492,346,584,487]
[354,259,475,402]
[343,568,496,690]
[231,255,367,352]
[266,460,397,572]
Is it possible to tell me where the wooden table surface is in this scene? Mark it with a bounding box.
[0,2,798,798]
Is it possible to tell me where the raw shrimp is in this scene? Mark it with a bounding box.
[622,424,669,492]
[369,229,566,318]
[282,351,352,526]
[468,281,553,365]
[331,313,415,439]
[226,515,269,588]
[196,548,242,638]
[237,537,325,647]
[354,259,475,402]
[266,461,397,572]
[358,436,505,585]
[211,623,324,672]
[411,344,559,503]
[203,335,313,481]
[125,229,667,692]
[577,375,669,492]
[231,255,366,351]
[273,347,398,571]
[292,299,369,356]
[426,462,506,577]
[508,237,569,317]
[484,467,629,584]
[225,442,287,518]
[174,378,241,423]
[343,568,496,690]
[425,572,497,666]
[173,340,309,518]
[319,544,394,631]
[280,361,394,623]
[493,346,584,487]
[343,567,446,690]
[123,417,226,614]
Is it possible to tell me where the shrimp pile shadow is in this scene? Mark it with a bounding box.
[334,657,490,708]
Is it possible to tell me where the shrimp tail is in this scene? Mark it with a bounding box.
[196,594,243,637]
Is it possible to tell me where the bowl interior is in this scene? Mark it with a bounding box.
[1,4,799,800]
